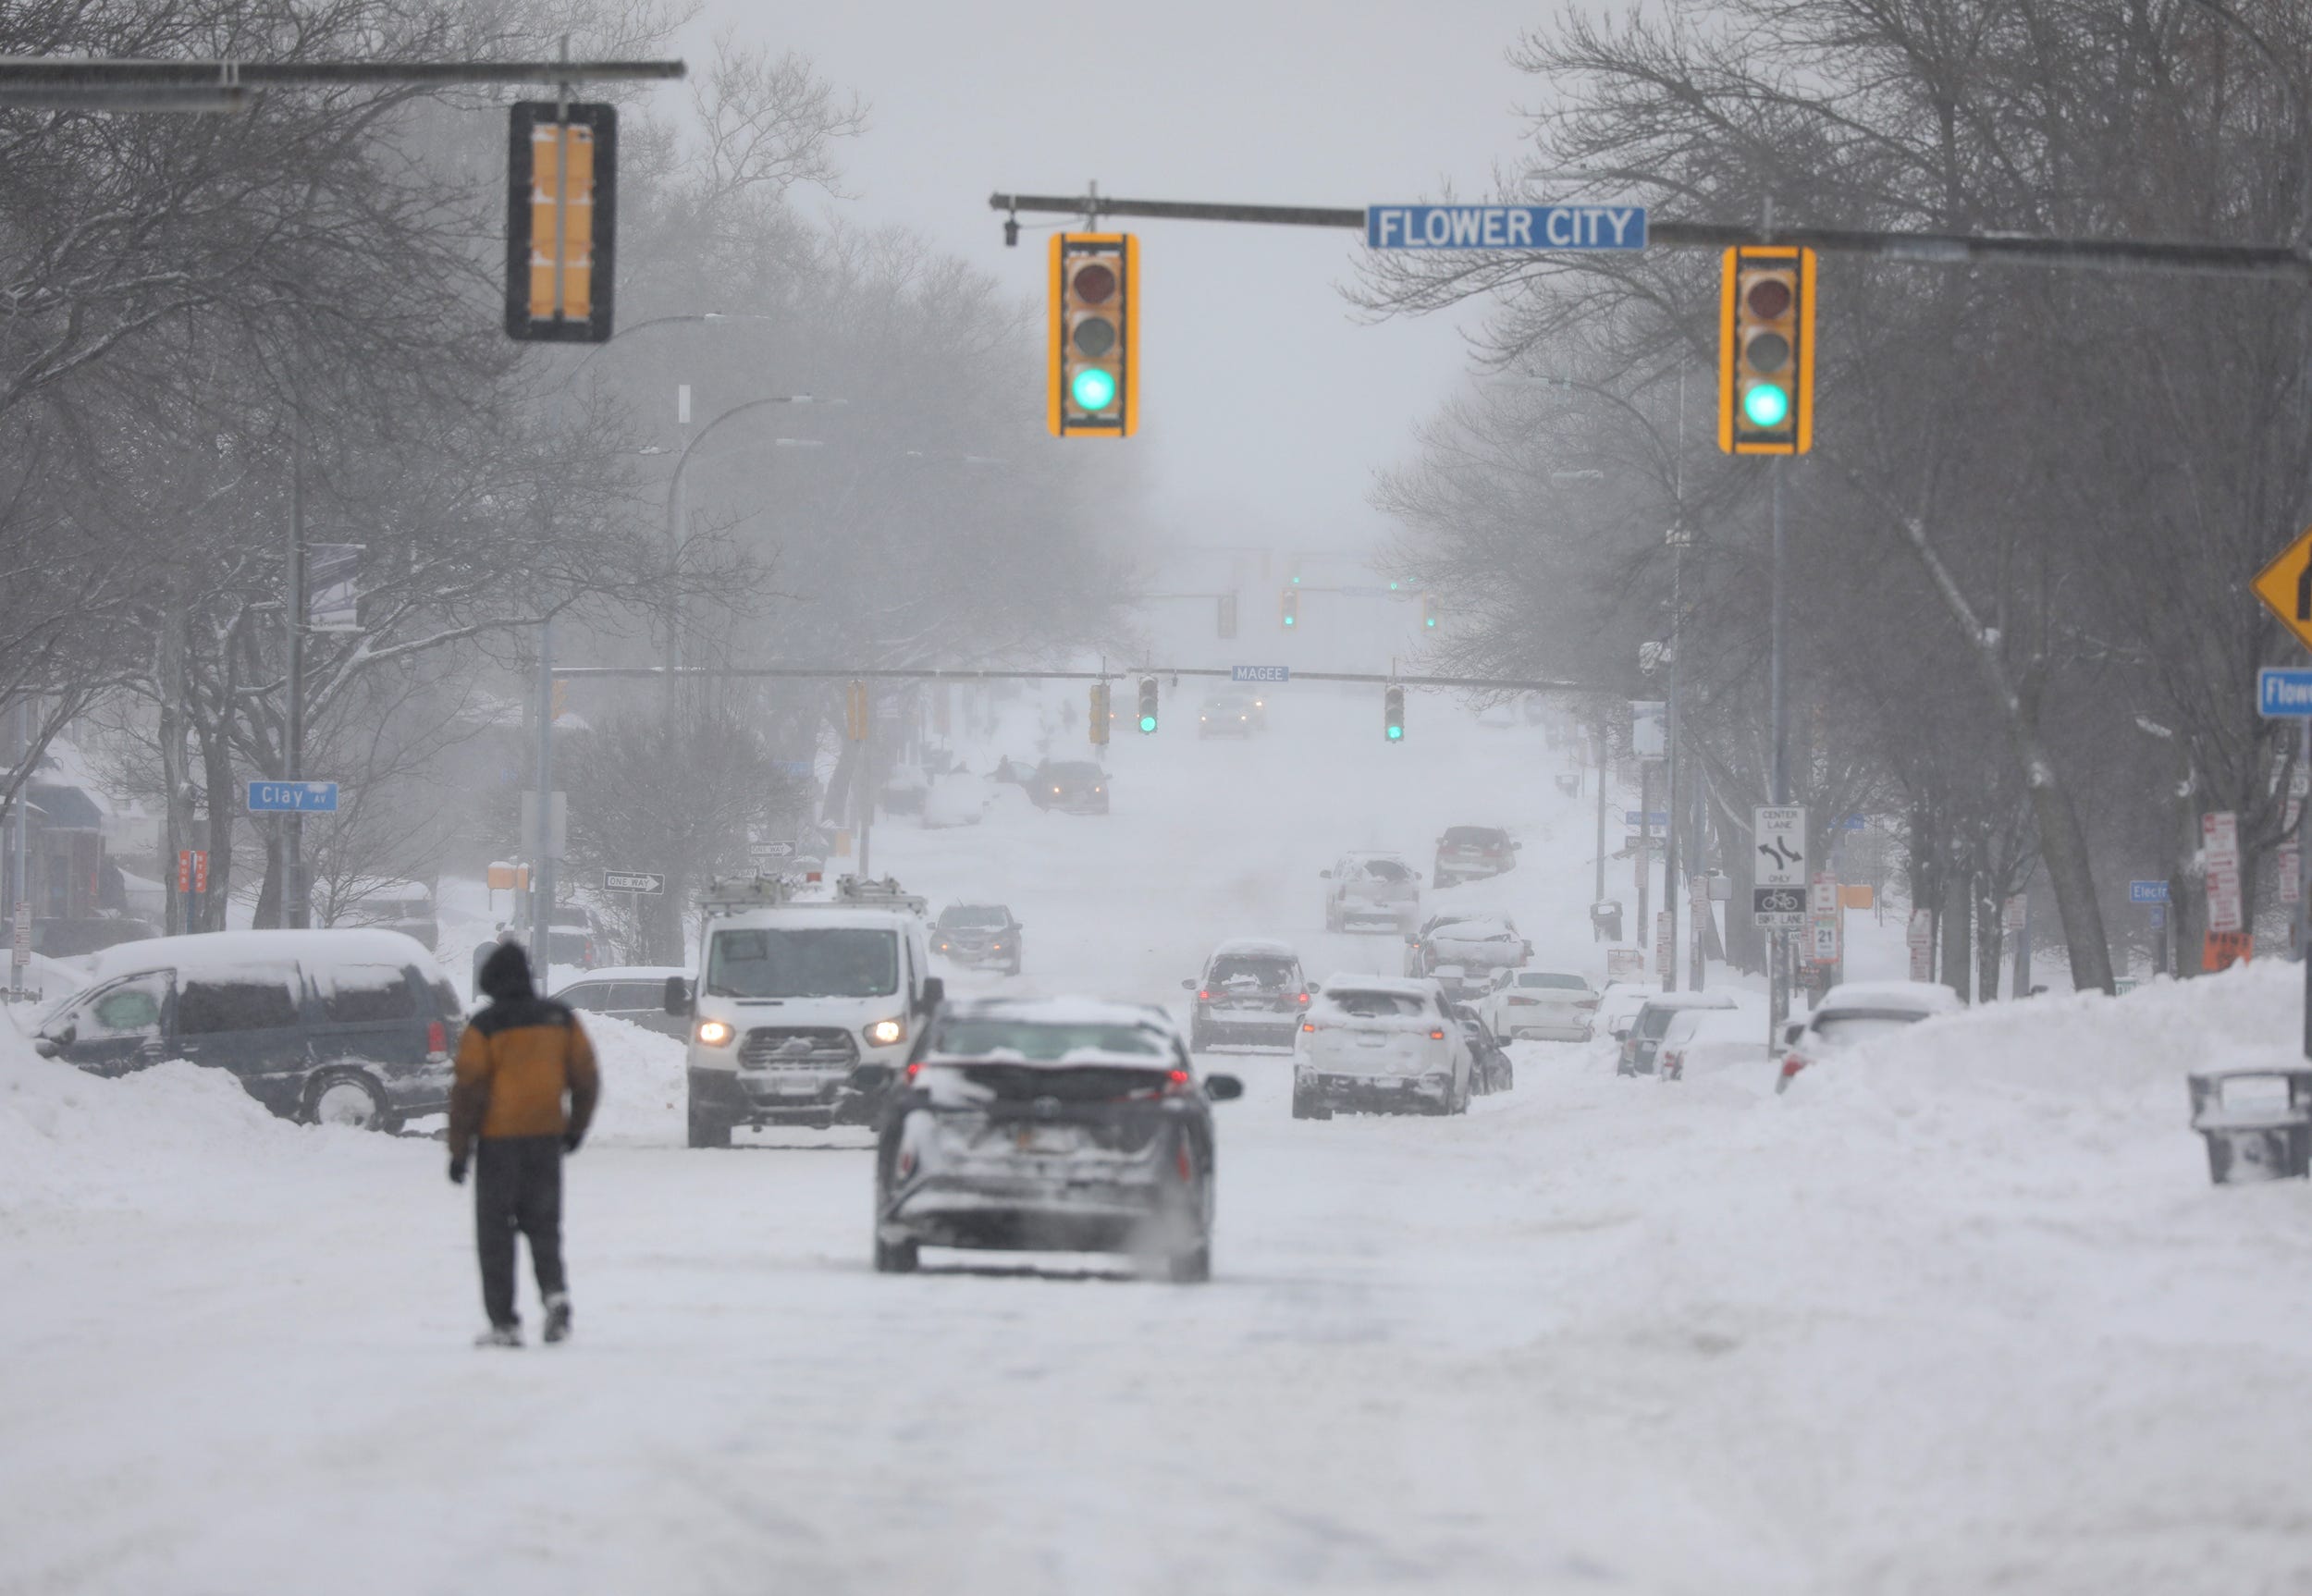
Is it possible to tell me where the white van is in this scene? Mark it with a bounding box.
[664,876,942,1146]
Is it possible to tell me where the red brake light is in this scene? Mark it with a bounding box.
[1301,1021,1316,1032]
[905,1061,922,1081]
[426,1019,448,1055]
[1198,989,1210,1001]
[1429,1028,1446,1040]
[1169,1068,1189,1084]
[1297,990,1310,1004]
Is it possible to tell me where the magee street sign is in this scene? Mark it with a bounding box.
[1366,204,1648,252]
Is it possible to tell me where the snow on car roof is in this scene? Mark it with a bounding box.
[1211,938,1297,959]
[1817,980,1963,1016]
[89,927,442,983]
[1662,1007,1764,1042]
[1636,989,1740,1011]
[939,994,1180,1032]
[1319,972,1434,997]
[1433,917,1517,937]
[553,965,688,988]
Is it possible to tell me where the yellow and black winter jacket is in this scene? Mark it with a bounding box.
[449,944,600,1160]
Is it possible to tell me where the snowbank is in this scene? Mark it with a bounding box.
[0,1023,400,1218]
[581,1013,688,1147]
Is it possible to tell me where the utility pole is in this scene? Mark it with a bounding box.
[530,614,556,978]
[8,701,28,997]
[1636,761,1653,973]
[283,420,308,930]
[1593,723,1608,915]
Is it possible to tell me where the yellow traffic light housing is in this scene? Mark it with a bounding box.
[1718,246,1816,455]
[506,103,617,343]
[1089,681,1111,744]
[1049,233,1138,437]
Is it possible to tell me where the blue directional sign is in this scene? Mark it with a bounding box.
[2129,880,2171,904]
[1366,204,1647,252]
[1231,665,1288,683]
[246,780,339,814]
[2258,667,2312,718]
[1624,810,1671,828]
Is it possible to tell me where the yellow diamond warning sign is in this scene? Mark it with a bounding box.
[2252,524,2312,654]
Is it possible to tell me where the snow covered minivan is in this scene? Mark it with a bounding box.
[31,928,461,1133]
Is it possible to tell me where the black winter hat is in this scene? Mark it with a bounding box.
[478,939,535,1003]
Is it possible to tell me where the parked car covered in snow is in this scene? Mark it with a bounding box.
[1410,913,1531,977]
[1322,851,1420,934]
[920,772,990,829]
[1450,1001,1514,1094]
[1777,979,1964,1093]
[1655,1007,1772,1083]
[31,928,462,1132]
[1291,974,1471,1119]
[1618,990,1739,1076]
[855,997,1242,1282]
[1482,967,1599,1041]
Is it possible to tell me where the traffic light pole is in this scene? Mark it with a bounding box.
[1768,457,1790,1044]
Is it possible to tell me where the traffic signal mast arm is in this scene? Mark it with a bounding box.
[990,190,2312,284]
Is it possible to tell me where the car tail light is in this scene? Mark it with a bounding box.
[991,942,1003,951]
[904,1061,922,1081]
[1198,989,1210,1001]
[1429,1028,1446,1040]
[1297,990,1310,1003]
[1301,1021,1317,1033]
[1777,1052,1806,1090]
[1176,1141,1194,1181]
[426,1020,449,1058]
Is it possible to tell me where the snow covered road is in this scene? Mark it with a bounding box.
[7,688,2312,1593]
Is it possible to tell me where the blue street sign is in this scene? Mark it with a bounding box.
[1366,204,1648,252]
[2149,904,2168,928]
[775,760,815,779]
[2258,667,2312,718]
[246,780,339,815]
[1623,810,1671,828]
[1839,815,1868,830]
[1231,665,1288,683]
[2129,879,2171,904]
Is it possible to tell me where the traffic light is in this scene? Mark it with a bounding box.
[1280,588,1299,630]
[1718,246,1817,454]
[1217,594,1238,639]
[844,681,868,741]
[1384,685,1406,743]
[505,103,618,343]
[1089,681,1111,744]
[1420,595,1440,631]
[1136,675,1160,733]
[1049,233,1139,437]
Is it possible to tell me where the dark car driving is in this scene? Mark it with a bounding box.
[932,903,1024,974]
[1031,760,1110,816]
[1182,939,1309,1050]
[1432,825,1519,888]
[859,997,1242,1282]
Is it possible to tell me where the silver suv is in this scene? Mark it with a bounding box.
[1321,852,1420,934]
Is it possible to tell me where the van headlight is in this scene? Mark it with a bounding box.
[865,1017,905,1047]
[695,1019,734,1047]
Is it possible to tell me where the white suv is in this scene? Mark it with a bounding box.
[1291,975,1470,1119]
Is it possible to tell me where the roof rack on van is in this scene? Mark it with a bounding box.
[699,873,926,917]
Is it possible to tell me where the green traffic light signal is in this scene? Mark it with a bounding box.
[1071,367,1118,411]
[1138,714,1157,733]
[1386,724,1403,741]
[1742,383,1790,428]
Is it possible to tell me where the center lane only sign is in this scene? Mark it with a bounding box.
[1366,204,1648,252]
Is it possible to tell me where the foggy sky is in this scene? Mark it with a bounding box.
[693,0,1544,567]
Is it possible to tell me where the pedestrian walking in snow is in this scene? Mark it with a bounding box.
[449,942,599,1347]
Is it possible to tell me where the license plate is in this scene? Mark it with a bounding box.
[1014,1125,1076,1154]
[766,1076,820,1096]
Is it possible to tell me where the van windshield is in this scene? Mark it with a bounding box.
[707,927,899,1000]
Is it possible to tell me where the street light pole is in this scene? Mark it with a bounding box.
[1767,456,1789,1039]
[284,417,308,930]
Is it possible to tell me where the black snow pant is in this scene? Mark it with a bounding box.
[474,1135,567,1330]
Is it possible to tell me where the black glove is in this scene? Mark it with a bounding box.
[448,1156,468,1185]
[561,1131,583,1156]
